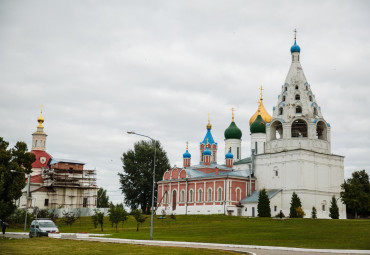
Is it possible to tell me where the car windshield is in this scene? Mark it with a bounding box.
[39,222,56,228]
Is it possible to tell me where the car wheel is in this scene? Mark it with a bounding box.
[37,232,40,237]
[29,233,32,238]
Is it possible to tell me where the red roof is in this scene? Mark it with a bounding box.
[27,174,43,184]
[31,150,52,169]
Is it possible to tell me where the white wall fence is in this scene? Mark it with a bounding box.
[33,208,110,217]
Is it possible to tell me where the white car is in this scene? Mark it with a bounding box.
[29,219,59,237]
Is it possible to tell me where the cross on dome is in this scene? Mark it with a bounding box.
[259,85,264,101]
[207,113,212,130]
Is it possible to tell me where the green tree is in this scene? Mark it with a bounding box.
[0,138,35,220]
[91,214,98,229]
[61,211,77,229]
[329,195,339,219]
[97,188,110,208]
[257,189,271,217]
[119,140,170,214]
[289,192,302,218]
[311,206,317,219]
[108,203,128,232]
[340,170,370,218]
[93,209,105,232]
[132,208,147,232]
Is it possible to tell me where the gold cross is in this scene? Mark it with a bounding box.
[231,107,235,122]
[208,113,210,124]
[294,28,297,40]
[259,85,264,100]
[186,141,188,150]
[206,138,209,147]
[228,142,231,151]
[40,104,43,114]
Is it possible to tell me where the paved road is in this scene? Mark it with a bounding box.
[3,233,369,255]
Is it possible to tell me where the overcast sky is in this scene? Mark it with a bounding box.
[1,1,369,204]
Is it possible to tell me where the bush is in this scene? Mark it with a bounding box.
[8,209,34,225]
[295,206,306,218]
[311,206,317,219]
[38,209,49,218]
[329,196,339,219]
[48,209,59,222]
[257,189,271,217]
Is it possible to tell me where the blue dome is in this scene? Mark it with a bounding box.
[203,147,212,156]
[183,150,191,158]
[225,150,234,159]
[290,40,300,53]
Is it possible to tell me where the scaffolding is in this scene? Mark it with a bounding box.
[42,166,97,209]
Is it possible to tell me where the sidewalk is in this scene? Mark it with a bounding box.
[6,232,370,255]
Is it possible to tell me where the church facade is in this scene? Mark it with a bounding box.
[18,110,98,210]
[156,36,346,218]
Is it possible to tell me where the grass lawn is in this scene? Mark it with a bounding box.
[8,215,370,250]
[0,237,239,255]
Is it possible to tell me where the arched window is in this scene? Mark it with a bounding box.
[217,188,222,201]
[270,121,283,140]
[35,140,38,147]
[295,94,300,100]
[285,87,287,92]
[172,190,177,211]
[189,190,193,202]
[313,107,318,116]
[316,121,327,140]
[282,96,286,101]
[291,119,308,137]
[306,86,308,91]
[164,191,168,204]
[279,107,283,115]
[295,85,299,90]
[198,189,203,202]
[181,190,185,203]
[207,188,212,202]
[309,95,312,102]
[235,188,241,201]
[296,106,302,114]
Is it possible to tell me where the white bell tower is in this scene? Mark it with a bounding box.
[32,105,47,151]
[265,30,331,154]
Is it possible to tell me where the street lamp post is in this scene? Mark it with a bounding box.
[127,131,156,240]
[11,170,30,232]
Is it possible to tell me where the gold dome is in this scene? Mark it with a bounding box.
[206,113,212,130]
[37,105,44,128]
[249,86,272,125]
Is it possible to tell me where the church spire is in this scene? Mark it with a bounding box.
[266,34,331,155]
[200,114,217,164]
[32,106,47,151]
